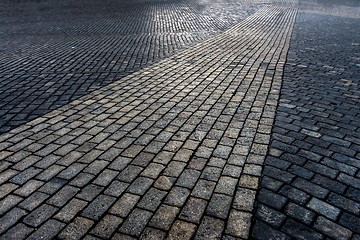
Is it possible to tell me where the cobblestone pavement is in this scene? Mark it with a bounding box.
[0,0,359,240]
[251,0,360,239]
[0,0,298,238]
[0,0,262,133]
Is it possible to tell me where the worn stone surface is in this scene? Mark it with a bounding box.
[252,0,360,239]
[1,0,358,239]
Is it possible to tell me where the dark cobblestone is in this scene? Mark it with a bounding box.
[255,204,286,228]
[0,223,33,240]
[314,216,352,240]
[165,186,190,207]
[18,191,49,211]
[258,189,287,210]
[327,192,360,215]
[76,184,104,202]
[119,208,153,237]
[110,193,140,217]
[252,3,360,239]
[27,219,65,240]
[206,193,232,219]
[278,185,310,205]
[282,218,323,240]
[292,178,329,199]
[47,185,80,207]
[0,208,27,234]
[339,213,360,235]
[284,202,316,225]
[23,204,58,227]
[149,205,180,231]
[81,195,116,220]
[179,197,207,224]
[140,227,166,240]
[58,217,94,240]
[252,220,291,240]
[90,214,123,239]
[168,220,197,240]
[137,187,167,212]
[0,195,23,215]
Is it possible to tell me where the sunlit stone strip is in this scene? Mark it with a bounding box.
[0,4,297,240]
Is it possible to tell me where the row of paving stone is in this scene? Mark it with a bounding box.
[0,4,297,240]
[252,1,360,240]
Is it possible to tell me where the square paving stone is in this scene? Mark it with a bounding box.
[214,176,238,196]
[201,167,222,181]
[149,204,180,230]
[239,174,259,190]
[119,208,153,237]
[206,193,232,219]
[225,210,252,239]
[165,186,191,207]
[18,191,49,211]
[90,214,123,239]
[175,169,201,189]
[233,188,256,212]
[179,197,208,224]
[168,220,197,240]
[195,216,225,240]
[140,163,165,179]
[117,165,143,183]
[137,187,167,211]
[127,177,154,195]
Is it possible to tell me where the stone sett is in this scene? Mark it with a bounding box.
[1,3,351,240]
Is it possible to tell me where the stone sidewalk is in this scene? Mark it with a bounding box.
[0,0,359,239]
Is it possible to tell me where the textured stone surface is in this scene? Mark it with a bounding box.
[1,0,358,239]
[252,0,360,238]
